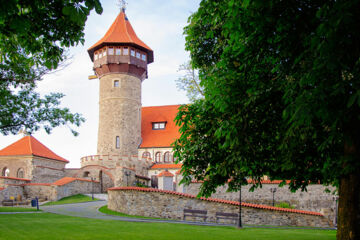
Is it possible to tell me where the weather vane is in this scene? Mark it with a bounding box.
[118,0,127,12]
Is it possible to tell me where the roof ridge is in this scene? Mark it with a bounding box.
[28,136,33,153]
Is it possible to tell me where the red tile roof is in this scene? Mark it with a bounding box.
[150,163,182,169]
[52,177,99,186]
[109,187,324,216]
[23,183,51,186]
[0,176,31,181]
[140,105,181,148]
[0,136,68,163]
[158,171,174,177]
[175,169,181,175]
[88,10,153,63]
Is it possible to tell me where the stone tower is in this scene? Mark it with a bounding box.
[88,7,153,157]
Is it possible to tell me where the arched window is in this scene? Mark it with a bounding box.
[2,167,10,177]
[17,168,24,178]
[83,171,90,177]
[142,151,151,159]
[155,152,161,163]
[163,152,170,163]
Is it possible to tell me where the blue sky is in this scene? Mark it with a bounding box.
[0,0,201,167]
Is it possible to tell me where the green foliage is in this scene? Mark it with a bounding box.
[174,0,360,198]
[0,0,102,84]
[135,182,149,188]
[0,83,85,135]
[42,194,98,206]
[0,0,102,135]
[275,202,294,209]
[176,61,204,102]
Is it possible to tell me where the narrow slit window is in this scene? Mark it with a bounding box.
[141,54,146,61]
[116,136,120,149]
[136,52,141,59]
[99,50,102,58]
[130,49,135,57]
[123,47,129,55]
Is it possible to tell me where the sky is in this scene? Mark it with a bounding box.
[0,0,201,168]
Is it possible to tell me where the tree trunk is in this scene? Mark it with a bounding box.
[336,173,360,240]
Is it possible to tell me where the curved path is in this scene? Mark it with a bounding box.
[40,200,221,226]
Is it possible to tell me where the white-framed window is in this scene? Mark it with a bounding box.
[164,152,170,163]
[114,80,119,87]
[115,48,121,55]
[142,151,151,159]
[153,122,166,130]
[116,136,120,149]
[136,52,141,59]
[141,54,146,61]
[155,152,161,162]
[108,47,114,55]
[123,47,129,55]
[130,49,135,57]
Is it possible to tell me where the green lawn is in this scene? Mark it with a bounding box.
[42,194,99,206]
[0,207,40,212]
[0,213,336,240]
[99,205,162,220]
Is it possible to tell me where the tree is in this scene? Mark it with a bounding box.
[173,1,360,239]
[0,0,102,135]
[176,61,204,101]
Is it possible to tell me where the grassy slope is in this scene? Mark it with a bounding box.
[42,194,99,206]
[99,205,161,220]
[0,207,40,212]
[0,213,335,240]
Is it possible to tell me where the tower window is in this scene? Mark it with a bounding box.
[108,47,114,55]
[115,48,121,55]
[99,50,102,58]
[130,49,135,57]
[155,152,161,162]
[142,54,146,61]
[116,136,120,149]
[136,52,141,59]
[123,47,129,55]
[94,52,98,60]
[114,80,119,87]
[103,48,107,56]
[164,152,170,163]
[17,168,24,178]
[152,122,166,130]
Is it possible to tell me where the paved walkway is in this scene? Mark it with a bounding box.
[40,200,222,226]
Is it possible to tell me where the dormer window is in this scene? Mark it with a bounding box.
[123,47,129,55]
[142,54,146,61]
[108,47,114,55]
[130,49,135,57]
[115,48,121,55]
[153,122,166,130]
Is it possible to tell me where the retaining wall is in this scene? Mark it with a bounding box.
[108,187,332,228]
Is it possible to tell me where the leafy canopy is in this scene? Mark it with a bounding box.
[174,0,360,197]
[0,0,102,135]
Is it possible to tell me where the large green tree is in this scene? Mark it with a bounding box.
[173,1,360,239]
[0,0,102,135]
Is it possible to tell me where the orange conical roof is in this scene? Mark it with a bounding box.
[88,10,153,63]
[0,136,69,163]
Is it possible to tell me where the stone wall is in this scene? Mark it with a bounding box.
[31,158,66,183]
[54,180,101,201]
[186,182,337,223]
[108,187,332,228]
[0,156,33,179]
[23,184,54,200]
[0,186,24,203]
